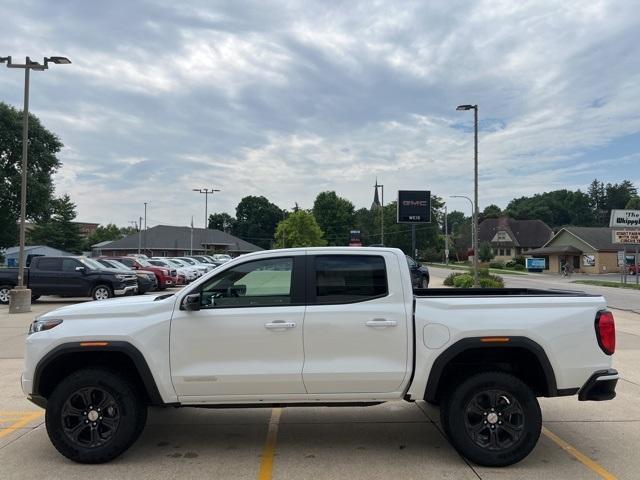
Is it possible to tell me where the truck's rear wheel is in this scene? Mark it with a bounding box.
[0,285,11,304]
[440,371,541,467]
[92,285,113,301]
[45,368,147,463]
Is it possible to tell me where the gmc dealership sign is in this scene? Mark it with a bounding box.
[397,190,431,223]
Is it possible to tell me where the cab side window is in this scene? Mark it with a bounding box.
[200,257,293,308]
[62,259,81,272]
[314,255,388,304]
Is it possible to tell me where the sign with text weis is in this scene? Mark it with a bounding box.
[610,210,640,228]
[397,190,431,223]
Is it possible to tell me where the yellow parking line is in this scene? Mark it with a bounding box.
[257,408,282,480]
[0,411,43,439]
[542,426,617,480]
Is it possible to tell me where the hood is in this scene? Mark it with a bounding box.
[38,293,177,321]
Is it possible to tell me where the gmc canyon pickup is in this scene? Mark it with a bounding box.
[22,248,617,466]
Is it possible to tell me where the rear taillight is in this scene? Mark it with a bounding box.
[595,310,616,355]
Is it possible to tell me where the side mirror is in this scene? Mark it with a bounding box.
[182,293,201,311]
[75,266,86,273]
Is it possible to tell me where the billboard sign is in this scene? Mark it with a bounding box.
[613,230,640,245]
[610,210,640,228]
[397,190,431,223]
[526,258,546,271]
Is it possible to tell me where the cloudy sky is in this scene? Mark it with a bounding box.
[2,0,639,228]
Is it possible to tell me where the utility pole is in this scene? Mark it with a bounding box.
[1,55,71,313]
[193,188,221,229]
[444,205,449,265]
[411,224,416,259]
[137,217,142,254]
[143,203,147,255]
[190,216,194,255]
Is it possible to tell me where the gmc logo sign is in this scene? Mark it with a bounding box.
[397,190,431,224]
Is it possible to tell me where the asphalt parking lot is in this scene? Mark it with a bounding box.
[1,275,639,479]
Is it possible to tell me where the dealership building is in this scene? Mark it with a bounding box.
[93,225,262,257]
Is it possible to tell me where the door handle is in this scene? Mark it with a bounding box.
[265,321,296,329]
[365,319,398,327]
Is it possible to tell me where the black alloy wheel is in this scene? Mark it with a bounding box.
[463,389,523,451]
[61,386,120,449]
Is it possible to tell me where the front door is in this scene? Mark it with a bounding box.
[302,253,410,394]
[170,254,306,399]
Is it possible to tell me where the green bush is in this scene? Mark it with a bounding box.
[514,255,526,266]
[479,274,505,288]
[513,264,526,271]
[444,272,464,286]
[489,261,505,269]
[479,267,490,278]
[453,274,474,288]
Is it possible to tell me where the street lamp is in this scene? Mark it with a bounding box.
[451,195,477,284]
[456,104,479,287]
[1,55,71,313]
[193,188,220,229]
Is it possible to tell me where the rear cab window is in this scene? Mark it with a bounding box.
[313,255,388,304]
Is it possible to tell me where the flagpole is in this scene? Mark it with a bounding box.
[190,216,194,255]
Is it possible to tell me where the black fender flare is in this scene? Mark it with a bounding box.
[424,336,558,403]
[33,341,165,405]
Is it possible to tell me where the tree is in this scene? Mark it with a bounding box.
[478,241,495,262]
[481,204,502,220]
[605,180,637,212]
[234,196,284,249]
[0,102,62,249]
[626,196,640,209]
[85,223,122,249]
[28,195,84,253]
[273,210,326,248]
[505,189,594,227]
[208,212,236,232]
[312,191,355,246]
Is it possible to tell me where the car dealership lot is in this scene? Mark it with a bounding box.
[1,282,639,479]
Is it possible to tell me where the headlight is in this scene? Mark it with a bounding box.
[163,269,169,275]
[115,274,127,280]
[28,318,63,335]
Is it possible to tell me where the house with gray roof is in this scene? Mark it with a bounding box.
[478,217,554,262]
[92,225,263,257]
[526,226,628,274]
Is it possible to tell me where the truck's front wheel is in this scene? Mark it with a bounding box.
[45,368,147,463]
[440,371,541,467]
[92,285,113,301]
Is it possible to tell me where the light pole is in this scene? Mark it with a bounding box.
[456,104,479,287]
[444,204,449,265]
[1,55,71,313]
[451,195,477,285]
[193,188,220,229]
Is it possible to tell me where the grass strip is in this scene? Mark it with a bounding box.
[572,280,640,291]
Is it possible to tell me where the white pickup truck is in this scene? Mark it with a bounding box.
[22,247,618,466]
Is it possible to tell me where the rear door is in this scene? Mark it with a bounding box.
[28,258,62,295]
[302,253,410,394]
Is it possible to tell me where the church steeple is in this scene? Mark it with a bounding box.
[371,178,381,210]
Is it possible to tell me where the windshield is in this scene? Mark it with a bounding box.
[109,260,132,270]
[135,258,153,267]
[169,259,185,266]
[79,258,107,270]
[149,260,168,267]
[179,258,196,265]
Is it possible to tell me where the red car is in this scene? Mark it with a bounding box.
[103,256,177,290]
[630,264,638,275]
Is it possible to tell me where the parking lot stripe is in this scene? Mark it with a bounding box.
[257,408,282,480]
[0,412,43,439]
[542,426,617,480]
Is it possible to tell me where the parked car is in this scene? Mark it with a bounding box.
[186,255,219,269]
[629,264,638,275]
[147,259,187,286]
[0,256,137,303]
[176,257,211,274]
[102,256,176,290]
[23,247,617,467]
[158,258,201,281]
[95,259,157,294]
[407,255,429,288]
[211,254,232,263]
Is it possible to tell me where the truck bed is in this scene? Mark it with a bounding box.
[413,287,598,297]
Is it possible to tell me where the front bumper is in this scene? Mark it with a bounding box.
[114,285,138,296]
[578,368,618,401]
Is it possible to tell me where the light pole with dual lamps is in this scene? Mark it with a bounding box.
[1,55,71,313]
[193,188,221,229]
[455,103,479,287]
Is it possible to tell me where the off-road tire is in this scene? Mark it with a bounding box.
[440,371,541,467]
[45,368,147,463]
